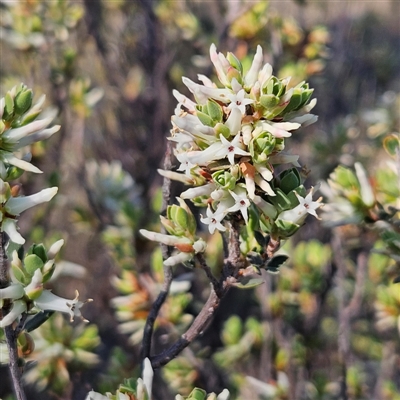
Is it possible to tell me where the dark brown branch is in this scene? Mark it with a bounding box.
[195,253,220,294]
[149,286,223,369]
[149,220,244,369]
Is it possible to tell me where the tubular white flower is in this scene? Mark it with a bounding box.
[139,229,192,247]
[277,187,323,225]
[182,77,230,104]
[142,358,154,399]
[34,289,91,322]
[157,169,195,185]
[5,187,58,215]
[1,152,42,173]
[1,218,25,244]
[258,63,273,87]
[172,89,197,112]
[225,107,242,135]
[15,125,60,149]
[0,283,24,300]
[260,121,300,138]
[0,300,27,328]
[209,43,230,87]
[244,45,263,87]
[2,117,56,142]
[47,239,65,259]
[164,252,193,267]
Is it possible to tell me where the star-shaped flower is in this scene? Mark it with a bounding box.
[227,89,254,114]
[277,187,323,225]
[227,187,251,223]
[200,206,226,234]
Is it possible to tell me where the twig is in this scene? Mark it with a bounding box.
[149,221,244,369]
[149,286,223,369]
[141,144,173,361]
[1,233,27,400]
[195,253,220,294]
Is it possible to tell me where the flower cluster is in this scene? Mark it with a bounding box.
[149,44,321,257]
[0,84,90,330]
[0,240,91,328]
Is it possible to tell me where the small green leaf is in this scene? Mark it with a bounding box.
[197,111,215,127]
[11,264,30,285]
[31,243,48,263]
[24,254,44,276]
[233,277,265,289]
[207,99,223,123]
[187,388,207,400]
[4,92,15,119]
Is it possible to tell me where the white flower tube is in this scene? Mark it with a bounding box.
[5,187,58,215]
[0,300,27,328]
[34,289,91,322]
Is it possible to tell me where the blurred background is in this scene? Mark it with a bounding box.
[0,0,399,399]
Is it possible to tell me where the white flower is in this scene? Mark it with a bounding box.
[209,43,231,87]
[227,89,254,114]
[0,283,24,300]
[0,299,27,328]
[182,77,230,104]
[277,187,323,225]
[181,183,216,199]
[224,107,242,135]
[244,45,264,87]
[187,134,249,166]
[227,187,251,223]
[5,187,58,215]
[260,121,301,138]
[200,206,226,234]
[172,89,197,112]
[139,229,192,247]
[142,358,154,399]
[1,218,25,244]
[176,152,197,176]
[34,290,92,322]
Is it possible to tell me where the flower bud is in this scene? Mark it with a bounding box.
[226,52,243,75]
[212,170,237,190]
[249,131,276,163]
[14,88,33,116]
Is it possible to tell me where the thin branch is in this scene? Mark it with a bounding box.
[149,221,244,369]
[149,286,223,369]
[1,233,27,400]
[141,144,173,361]
[195,253,220,294]
[5,326,27,400]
